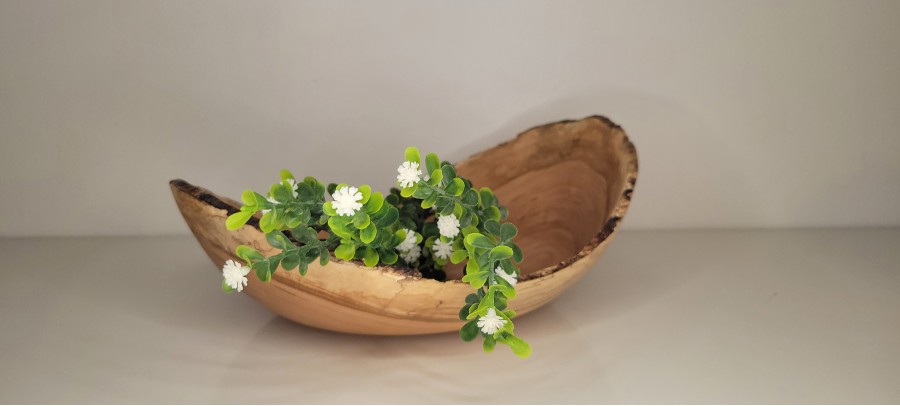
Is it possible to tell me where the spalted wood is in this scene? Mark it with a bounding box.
[170,116,638,335]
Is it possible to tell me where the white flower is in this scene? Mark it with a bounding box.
[261,195,278,215]
[477,308,507,335]
[437,214,460,238]
[332,186,363,216]
[400,245,421,263]
[286,178,298,198]
[396,228,417,252]
[396,161,422,188]
[432,239,453,259]
[495,266,517,286]
[222,259,251,292]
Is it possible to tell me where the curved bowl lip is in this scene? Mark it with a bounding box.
[170,115,638,285]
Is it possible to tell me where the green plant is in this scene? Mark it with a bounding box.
[223,147,530,358]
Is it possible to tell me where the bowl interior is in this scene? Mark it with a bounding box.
[453,117,635,279]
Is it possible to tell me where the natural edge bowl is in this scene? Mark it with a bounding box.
[170,116,638,335]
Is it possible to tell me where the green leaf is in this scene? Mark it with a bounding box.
[465,293,479,304]
[360,222,377,244]
[450,249,468,264]
[267,256,281,274]
[363,247,379,267]
[461,225,479,237]
[465,257,481,274]
[265,232,286,249]
[385,193,400,205]
[335,243,356,260]
[379,248,398,265]
[259,211,276,233]
[364,192,384,213]
[412,184,432,199]
[441,164,456,184]
[461,189,479,205]
[421,192,438,209]
[459,319,479,342]
[425,152,440,174]
[235,245,264,262]
[494,281,516,299]
[241,190,266,207]
[428,168,443,186]
[358,185,371,204]
[270,183,292,203]
[283,212,302,229]
[255,265,272,282]
[479,187,496,207]
[319,247,330,266]
[458,304,470,320]
[296,182,316,200]
[490,245,514,261]
[483,335,497,353]
[221,278,235,293]
[305,176,325,196]
[322,201,337,216]
[328,216,354,239]
[353,212,371,229]
[500,223,518,241]
[461,271,487,289]
[484,206,501,221]
[453,202,464,218]
[445,178,465,196]
[440,202,454,216]
[400,185,416,198]
[281,251,300,271]
[435,195,451,208]
[468,291,495,320]
[459,210,473,228]
[226,211,254,230]
[404,147,421,165]
[297,209,312,226]
[299,261,309,275]
[279,169,295,183]
[484,220,502,236]
[503,334,532,358]
[511,243,524,263]
[465,233,495,249]
[373,206,399,227]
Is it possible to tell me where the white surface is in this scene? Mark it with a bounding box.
[2,0,900,236]
[1,229,899,403]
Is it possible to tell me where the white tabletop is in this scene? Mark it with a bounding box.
[1,229,898,403]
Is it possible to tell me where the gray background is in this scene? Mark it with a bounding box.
[2,2,900,403]
[2,0,899,236]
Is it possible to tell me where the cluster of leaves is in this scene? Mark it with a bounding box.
[225,171,332,282]
[323,184,404,267]
[456,221,529,357]
[399,147,530,357]
[388,187,445,280]
[223,148,530,358]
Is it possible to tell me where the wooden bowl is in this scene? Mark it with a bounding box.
[170,116,637,335]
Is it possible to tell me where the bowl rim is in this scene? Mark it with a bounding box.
[170,115,637,284]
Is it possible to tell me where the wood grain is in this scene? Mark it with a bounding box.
[170,116,638,335]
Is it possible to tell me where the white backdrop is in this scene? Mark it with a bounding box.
[1,0,898,236]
